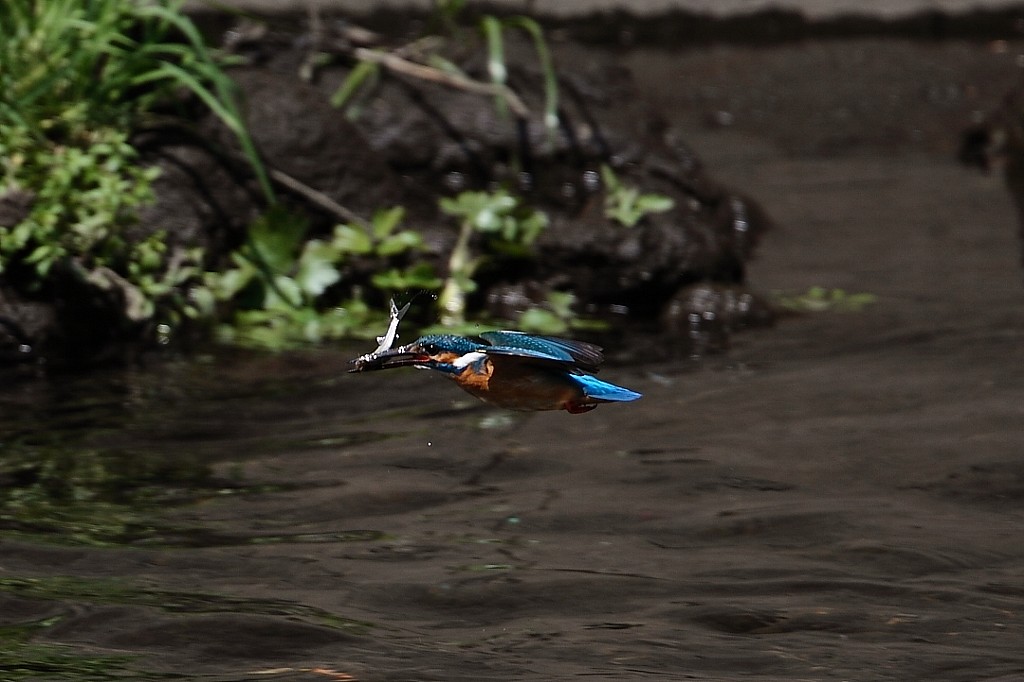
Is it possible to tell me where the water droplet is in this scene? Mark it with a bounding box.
[712,110,735,127]
[444,171,466,191]
[518,171,534,192]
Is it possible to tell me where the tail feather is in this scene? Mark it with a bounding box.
[570,374,642,403]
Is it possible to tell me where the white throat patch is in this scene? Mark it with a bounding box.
[452,351,487,369]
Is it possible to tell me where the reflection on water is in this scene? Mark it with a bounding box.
[0,350,398,548]
[0,575,373,632]
[1,316,1023,681]
[0,350,397,680]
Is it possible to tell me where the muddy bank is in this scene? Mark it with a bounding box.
[0,10,777,363]
[10,1,1024,362]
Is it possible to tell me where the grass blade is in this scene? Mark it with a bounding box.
[507,16,559,137]
[481,15,508,119]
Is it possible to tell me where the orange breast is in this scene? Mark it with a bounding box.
[451,357,587,412]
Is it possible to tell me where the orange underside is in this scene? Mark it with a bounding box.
[450,357,596,413]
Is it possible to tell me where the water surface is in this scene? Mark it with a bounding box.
[3,38,1024,681]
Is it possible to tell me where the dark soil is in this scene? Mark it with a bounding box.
[0,15,779,361]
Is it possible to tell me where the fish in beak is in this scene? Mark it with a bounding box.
[348,344,431,373]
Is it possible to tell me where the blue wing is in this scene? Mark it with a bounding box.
[569,374,642,402]
[479,331,604,372]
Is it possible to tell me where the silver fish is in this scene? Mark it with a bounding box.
[351,299,411,367]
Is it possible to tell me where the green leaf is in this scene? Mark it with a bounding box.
[370,206,406,239]
[509,210,548,243]
[481,15,507,118]
[600,165,622,192]
[248,207,308,274]
[440,190,517,229]
[330,60,380,110]
[377,230,423,256]
[332,224,373,255]
[506,15,559,136]
[294,239,341,297]
[771,287,878,313]
[263,275,303,310]
[636,194,675,214]
[601,164,674,227]
[208,263,256,301]
[545,290,575,318]
[453,270,478,294]
[518,308,568,335]
[188,284,216,317]
[371,263,442,290]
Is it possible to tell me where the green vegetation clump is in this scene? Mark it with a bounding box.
[601,164,675,228]
[0,1,599,355]
[437,189,548,327]
[0,620,141,682]
[772,286,878,313]
[517,290,608,335]
[0,0,267,333]
[333,4,558,141]
[209,206,442,350]
[0,127,169,302]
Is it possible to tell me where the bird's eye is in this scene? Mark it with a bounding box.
[421,343,437,354]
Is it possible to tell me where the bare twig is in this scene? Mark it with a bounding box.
[352,47,531,120]
[267,167,368,229]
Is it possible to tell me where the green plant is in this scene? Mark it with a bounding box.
[331,207,442,293]
[480,14,559,136]
[0,126,210,329]
[772,286,878,313]
[0,0,273,342]
[516,291,609,335]
[210,206,441,349]
[331,7,559,143]
[0,127,159,279]
[437,189,548,326]
[600,164,675,227]
[0,0,271,200]
[330,59,382,119]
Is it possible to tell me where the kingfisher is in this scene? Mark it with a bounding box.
[349,330,641,414]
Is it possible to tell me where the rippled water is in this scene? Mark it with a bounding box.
[3,39,1024,681]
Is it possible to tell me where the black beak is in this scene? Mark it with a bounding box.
[348,345,430,373]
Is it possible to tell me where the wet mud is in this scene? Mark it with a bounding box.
[2,36,1024,682]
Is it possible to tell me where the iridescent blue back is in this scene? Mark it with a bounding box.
[415,334,484,355]
[480,331,603,371]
